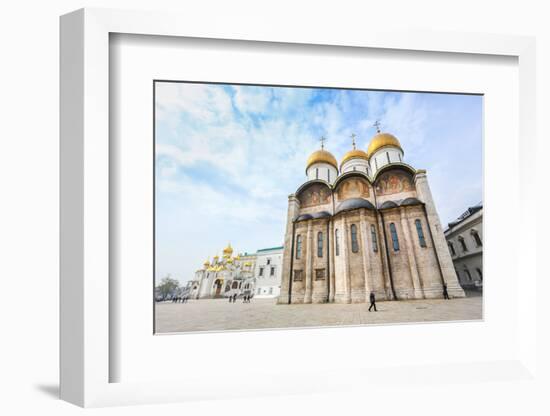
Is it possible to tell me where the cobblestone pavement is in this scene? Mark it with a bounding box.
[155,292,482,333]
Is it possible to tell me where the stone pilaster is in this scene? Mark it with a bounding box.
[376,214,394,300]
[359,210,373,301]
[400,208,424,299]
[304,221,313,304]
[278,195,300,304]
[415,171,465,298]
[329,220,335,303]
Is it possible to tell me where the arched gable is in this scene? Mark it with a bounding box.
[374,164,417,196]
[332,172,372,202]
[295,180,332,209]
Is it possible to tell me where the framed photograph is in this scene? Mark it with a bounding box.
[153,80,483,335]
[60,8,537,408]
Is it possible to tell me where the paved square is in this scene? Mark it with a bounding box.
[155,293,482,333]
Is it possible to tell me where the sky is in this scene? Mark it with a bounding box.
[155,82,483,285]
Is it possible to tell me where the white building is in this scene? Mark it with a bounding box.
[253,246,284,298]
[444,205,483,291]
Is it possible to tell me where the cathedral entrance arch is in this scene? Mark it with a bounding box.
[214,280,223,297]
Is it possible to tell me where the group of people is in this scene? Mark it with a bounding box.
[228,293,253,303]
[171,296,189,303]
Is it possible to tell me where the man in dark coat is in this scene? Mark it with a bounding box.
[368,291,377,312]
[443,283,450,300]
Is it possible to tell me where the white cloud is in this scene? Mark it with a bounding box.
[232,85,272,114]
[155,83,233,124]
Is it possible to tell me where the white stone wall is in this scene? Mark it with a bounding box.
[369,147,404,176]
[254,247,284,298]
[306,162,338,184]
[340,158,370,176]
[445,209,483,289]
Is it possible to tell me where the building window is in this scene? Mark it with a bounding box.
[296,235,302,259]
[269,287,273,295]
[375,158,379,170]
[293,270,303,282]
[270,266,275,276]
[415,219,427,247]
[353,166,356,171]
[458,236,468,252]
[464,267,472,281]
[386,152,391,164]
[448,242,456,256]
[398,153,402,162]
[351,224,359,253]
[259,267,264,277]
[335,229,340,256]
[267,258,271,265]
[232,281,239,289]
[328,169,330,182]
[315,269,326,280]
[389,223,400,251]
[316,168,319,179]
[371,224,378,252]
[317,231,323,257]
[476,268,483,281]
[471,230,482,247]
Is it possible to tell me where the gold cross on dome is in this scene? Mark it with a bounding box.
[373,120,381,133]
[320,136,327,150]
[350,133,357,149]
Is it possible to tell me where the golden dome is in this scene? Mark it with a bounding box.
[340,148,369,168]
[367,133,403,157]
[203,259,210,267]
[223,243,233,255]
[306,149,338,172]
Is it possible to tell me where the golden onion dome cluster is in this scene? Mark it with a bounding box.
[306,132,403,172]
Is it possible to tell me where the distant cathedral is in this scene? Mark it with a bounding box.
[279,128,465,304]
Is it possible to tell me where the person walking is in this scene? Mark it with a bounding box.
[443,283,450,300]
[228,294,233,303]
[233,293,237,303]
[368,291,377,312]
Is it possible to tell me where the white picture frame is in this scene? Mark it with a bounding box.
[60,7,537,408]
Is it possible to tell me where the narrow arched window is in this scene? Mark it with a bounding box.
[315,168,319,179]
[471,230,482,247]
[335,229,340,256]
[295,235,302,259]
[448,242,456,256]
[464,267,472,281]
[327,169,330,182]
[389,223,399,251]
[370,224,378,252]
[350,224,359,253]
[317,231,323,258]
[386,152,391,164]
[458,236,468,252]
[476,268,483,281]
[415,219,427,247]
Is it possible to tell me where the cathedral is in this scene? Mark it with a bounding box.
[278,129,465,304]
[189,243,257,299]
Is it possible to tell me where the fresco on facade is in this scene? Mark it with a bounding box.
[336,177,370,200]
[298,183,331,208]
[375,171,415,196]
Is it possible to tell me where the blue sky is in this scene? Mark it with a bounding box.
[155,82,483,284]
